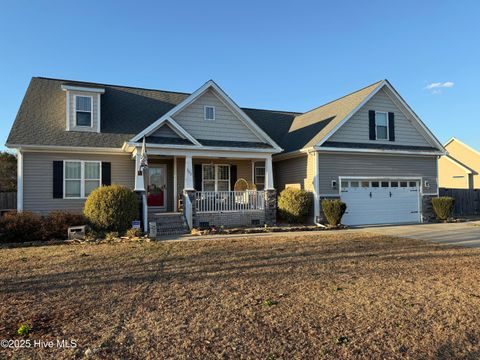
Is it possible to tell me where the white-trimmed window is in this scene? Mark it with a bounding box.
[204,106,215,121]
[64,161,101,198]
[254,165,265,190]
[202,164,230,191]
[75,95,93,127]
[375,112,388,140]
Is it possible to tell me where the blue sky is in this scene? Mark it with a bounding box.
[1,0,478,151]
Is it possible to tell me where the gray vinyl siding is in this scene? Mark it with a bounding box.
[67,91,100,132]
[172,89,262,143]
[318,153,438,195]
[274,155,311,191]
[150,124,180,138]
[23,152,134,214]
[329,89,432,147]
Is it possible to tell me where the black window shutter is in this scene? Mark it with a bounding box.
[53,161,63,198]
[102,162,111,186]
[388,112,395,141]
[368,110,376,140]
[194,164,202,191]
[230,165,237,190]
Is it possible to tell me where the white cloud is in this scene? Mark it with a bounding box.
[424,81,455,93]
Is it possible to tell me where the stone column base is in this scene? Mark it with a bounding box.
[264,189,277,226]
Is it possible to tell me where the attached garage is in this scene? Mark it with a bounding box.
[339,178,421,226]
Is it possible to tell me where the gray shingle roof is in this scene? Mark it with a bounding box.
[7,77,190,148]
[6,77,387,153]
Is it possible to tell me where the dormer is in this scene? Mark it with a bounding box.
[61,84,105,132]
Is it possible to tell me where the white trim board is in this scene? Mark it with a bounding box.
[315,147,444,156]
[132,147,276,159]
[125,141,278,154]
[148,117,201,146]
[6,144,125,154]
[61,85,105,93]
[315,80,445,151]
[130,80,283,152]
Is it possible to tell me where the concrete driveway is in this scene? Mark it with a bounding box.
[360,221,480,248]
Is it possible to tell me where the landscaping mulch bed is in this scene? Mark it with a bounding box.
[191,223,345,236]
[1,232,480,359]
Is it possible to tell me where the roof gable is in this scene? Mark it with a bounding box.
[328,87,434,147]
[283,81,383,151]
[444,138,480,171]
[172,89,262,143]
[131,80,282,151]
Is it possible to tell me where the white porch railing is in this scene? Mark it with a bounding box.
[196,191,265,213]
[184,194,193,230]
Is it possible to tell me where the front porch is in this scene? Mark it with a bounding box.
[133,150,276,233]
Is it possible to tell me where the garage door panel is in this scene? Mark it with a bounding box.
[340,179,420,226]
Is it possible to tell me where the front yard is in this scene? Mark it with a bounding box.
[1,232,480,359]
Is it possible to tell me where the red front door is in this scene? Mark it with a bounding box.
[147,165,167,207]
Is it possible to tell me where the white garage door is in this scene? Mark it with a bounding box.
[340,179,420,226]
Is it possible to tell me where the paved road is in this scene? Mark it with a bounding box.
[359,221,480,248]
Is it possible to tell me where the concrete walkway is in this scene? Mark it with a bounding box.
[358,221,480,248]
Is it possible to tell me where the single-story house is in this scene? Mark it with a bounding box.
[438,138,479,189]
[6,77,445,233]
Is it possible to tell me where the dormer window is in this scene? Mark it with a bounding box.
[204,106,215,121]
[61,84,104,132]
[75,95,92,127]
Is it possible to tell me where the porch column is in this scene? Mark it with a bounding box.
[313,151,320,224]
[134,151,145,192]
[265,156,274,190]
[173,156,178,212]
[133,150,147,232]
[184,155,194,190]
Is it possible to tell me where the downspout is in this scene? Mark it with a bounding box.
[17,149,23,212]
[312,150,324,227]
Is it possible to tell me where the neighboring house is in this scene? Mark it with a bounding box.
[6,77,445,231]
[438,138,480,189]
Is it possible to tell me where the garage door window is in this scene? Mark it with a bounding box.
[381,181,389,187]
[409,181,417,187]
[391,181,398,187]
[371,181,379,187]
[400,181,408,187]
[361,181,369,187]
[350,181,359,187]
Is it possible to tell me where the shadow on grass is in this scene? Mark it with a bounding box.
[1,236,478,295]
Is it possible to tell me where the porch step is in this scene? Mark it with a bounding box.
[149,213,190,237]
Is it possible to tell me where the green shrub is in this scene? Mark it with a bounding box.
[0,211,44,243]
[44,211,87,240]
[277,188,312,223]
[84,185,139,232]
[321,199,347,226]
[431,196,455,221]
[17,323,32,336]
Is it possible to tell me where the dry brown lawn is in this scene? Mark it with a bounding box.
[1,232,480,359]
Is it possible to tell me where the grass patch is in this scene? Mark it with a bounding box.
[0,232,479,358]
